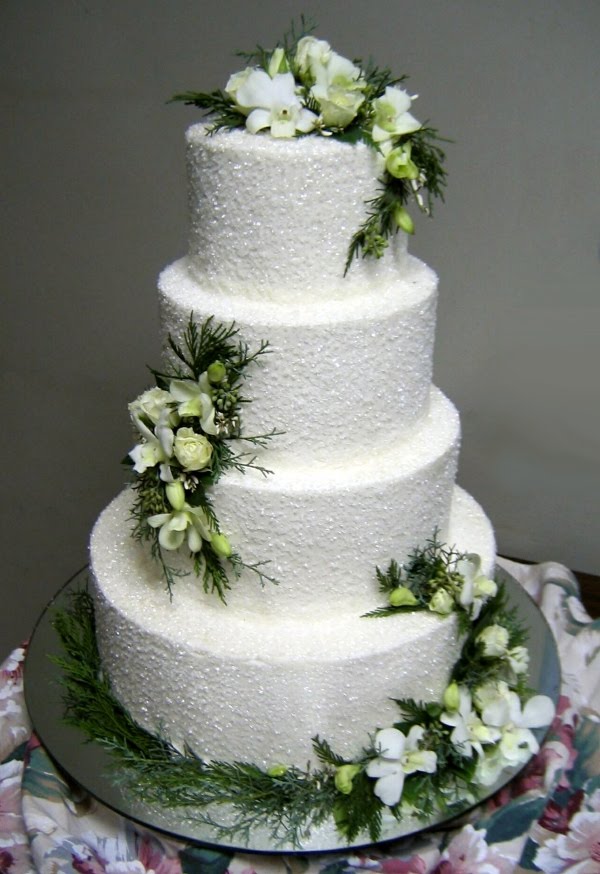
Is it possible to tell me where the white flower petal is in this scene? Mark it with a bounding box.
[373,770,405,807]
[295,107,318,133]
[375,727,406,760]
[521,695,556,728]
[236,69,276,109]
[246,107,272,134]
[365,759,400,779]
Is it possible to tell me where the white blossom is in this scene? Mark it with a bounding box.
[372,86,421,145]
[456,554,498,619]
[441,687,501,758]
[169,374,217,436]
[366,726,437,806]
[233,70,317,138]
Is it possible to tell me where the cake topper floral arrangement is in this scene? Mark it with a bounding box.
[54,539,555,848]
[126,315,278,600]
[171,18,447,271]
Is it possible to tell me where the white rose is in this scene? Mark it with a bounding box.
[295,35,331,81]
[429,588,454,615]
[507,645,530,675]
[225,66,254,104]
[477,624,510,658]
[173,427,213,472]
[129,387,173,425]
[309,51,365,128]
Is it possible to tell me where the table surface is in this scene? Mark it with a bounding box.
[2,557,600,874]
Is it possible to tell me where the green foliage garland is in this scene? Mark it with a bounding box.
[52,550,550,849]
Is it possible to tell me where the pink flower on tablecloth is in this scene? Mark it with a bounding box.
[535,810,600,873]
[136,834,181,874]
[71,853,107,874]
[0,649,31,763]
[431,825,514,874]
[0,844,33,874]
[0,648,26,683]
[0,760,24,838]
[379,857,428,873]
[539,790,585,834]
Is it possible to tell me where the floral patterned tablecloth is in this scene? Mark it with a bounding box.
[2,558,600,873]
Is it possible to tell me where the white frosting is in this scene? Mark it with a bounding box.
[185,123,409,301]
[159,256,438,462]
[199,387,460,615]
[91,487,494,769]
[89,122,497,776]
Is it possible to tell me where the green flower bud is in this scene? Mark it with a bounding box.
[207,361,227,384]
[443,681,460,712]
[211,532,232,558]
[267,764,288,777]
[165,480,185,512]
[334,763,361,795]
[388,586,418,608]
[385,146,419,180]
[268,46,288,77]
[393,205,415,235]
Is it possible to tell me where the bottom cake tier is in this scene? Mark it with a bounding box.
[90,486,494,769]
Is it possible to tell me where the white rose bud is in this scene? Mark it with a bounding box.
[477,624,510,658]
[129,387,173,425]
[429,588,454,615]
[507,645,530,674]
[173,427,213,472]
[443,681,460,712]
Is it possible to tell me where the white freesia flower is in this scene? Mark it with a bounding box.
[441,687,501,758]
[478,624,510,658]
[169,373,218,436]
[310,51,365,128]
[128,387,173,426]
[366,726,437,806]
[173,427,213,472]
[148,481,212,553]
[372,86,421,145]
[128,409,175,481]
[233,70,317,137]
[456,554,497,619]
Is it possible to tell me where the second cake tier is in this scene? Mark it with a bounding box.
[159,256,438,465]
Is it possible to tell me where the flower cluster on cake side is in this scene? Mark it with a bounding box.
[171,18,447,269]
[125,316,278,600]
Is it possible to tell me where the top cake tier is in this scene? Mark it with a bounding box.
[185,123,409,302]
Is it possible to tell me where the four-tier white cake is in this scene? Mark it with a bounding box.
[90,123,495,770]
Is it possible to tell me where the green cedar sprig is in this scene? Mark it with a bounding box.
[362,533,469,623]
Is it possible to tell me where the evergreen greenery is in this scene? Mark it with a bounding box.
[51,557,542,849]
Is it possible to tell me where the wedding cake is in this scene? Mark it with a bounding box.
[83,32,554,845]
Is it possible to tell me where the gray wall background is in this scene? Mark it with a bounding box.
[2,0,599,651]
